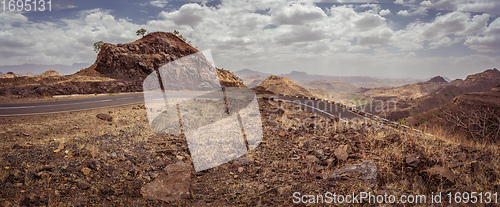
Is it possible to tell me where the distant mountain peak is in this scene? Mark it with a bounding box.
[427,76,448,83]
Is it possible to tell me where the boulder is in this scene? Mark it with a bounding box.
[326,161,378,188]
[141,161,193,202]
[96,113,113,122]
[421,165,455,186]
[334,145,349,162]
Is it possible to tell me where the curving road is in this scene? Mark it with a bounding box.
[0,93,145,117]
[275,95,364,121]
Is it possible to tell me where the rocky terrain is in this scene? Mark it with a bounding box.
[407,85,500,143]
[40,70,63,77]
[254,76,319,97]
[1,97,499,205]
[77,32,199,80]
[0,32,244,103]
[296,80,358,100]
[381,69,500,121]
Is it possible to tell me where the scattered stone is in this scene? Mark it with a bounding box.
[470,161,479,172]
[36,171,50,179]
[54,142,65,153]
[278,131,287,137]
[387,172,397,182]
[232,157,252,167]
[373,138,385,147]
[81,167,91,176]
[141,161,193,202]
[306,155,319,164]
[299,140,310,148]
[334,145,349,162]
[322,158,335,166]
[96,113,113,122]
[76,180,91,190]
[314,149,324,158]
[326,161,378,188]
[110,152,118,159]
[422,165,456,185]
[130,165,140,176]
[238,167,244,173]
[406,154,421,168]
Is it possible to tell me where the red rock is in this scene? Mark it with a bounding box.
[141,161,193,202]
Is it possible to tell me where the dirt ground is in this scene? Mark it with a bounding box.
[0,98,499,206]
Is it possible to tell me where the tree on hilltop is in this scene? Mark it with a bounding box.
[173,30,187,42]
[93,41,104,53]
[136,28,147,37]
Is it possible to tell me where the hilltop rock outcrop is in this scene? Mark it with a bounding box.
[254,75,318,97]
[77,32,199,80]
[76,32,244,88]
[427,76,447,83]
[40,70,63,77]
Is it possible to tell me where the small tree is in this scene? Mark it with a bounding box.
[173,30,187,42]
[136,28,147,37]
[93,41,104,53]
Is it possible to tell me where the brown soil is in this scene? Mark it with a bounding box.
[1,98,499,206]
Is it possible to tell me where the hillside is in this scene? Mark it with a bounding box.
[282,71,421,88]
[40,70,63,77]
[409,86,500,143]
[233,69,271,77]
[77,32,198,80]
[383,69,500,121]
[241,75,267,88]
[254,75,319,97]
[357,76,449,101]
[1,32,244,102]
[296,80,358,100]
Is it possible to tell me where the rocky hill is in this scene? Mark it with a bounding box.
[254,75,318,97]
[77,32,199,80]
[383,69,500,121]
[296,80,358,99]
[40,70,63,77]
[409,85,500,143]
[358,77,450,101]
[233,69,271,77]
[76,32,244,88]
[1,32,244,101]
[427,76,448,83]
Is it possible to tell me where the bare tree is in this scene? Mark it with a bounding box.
[443,106,500,143]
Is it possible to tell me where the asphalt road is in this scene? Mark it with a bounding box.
[0,92,364,121]
[0,93,145,116]
[276,95,365,121]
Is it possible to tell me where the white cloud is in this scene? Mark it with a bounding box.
[420,0,500,15]
[379,9,391,16]
[397,10,409,16]
[150,0,168,8]
[464,17,500,52]
[393,11,490,50]
[271,2,326,25]
[0,1,498,79]
[159,3,210,27]
[0,9,138,65]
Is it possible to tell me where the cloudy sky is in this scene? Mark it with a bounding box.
[1,0,499,79]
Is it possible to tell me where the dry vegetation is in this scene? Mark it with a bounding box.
[0,98,499,206]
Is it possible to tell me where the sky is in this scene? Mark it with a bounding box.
[1,0,499,79]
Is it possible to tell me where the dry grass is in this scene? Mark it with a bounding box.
[0,98,498,206]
